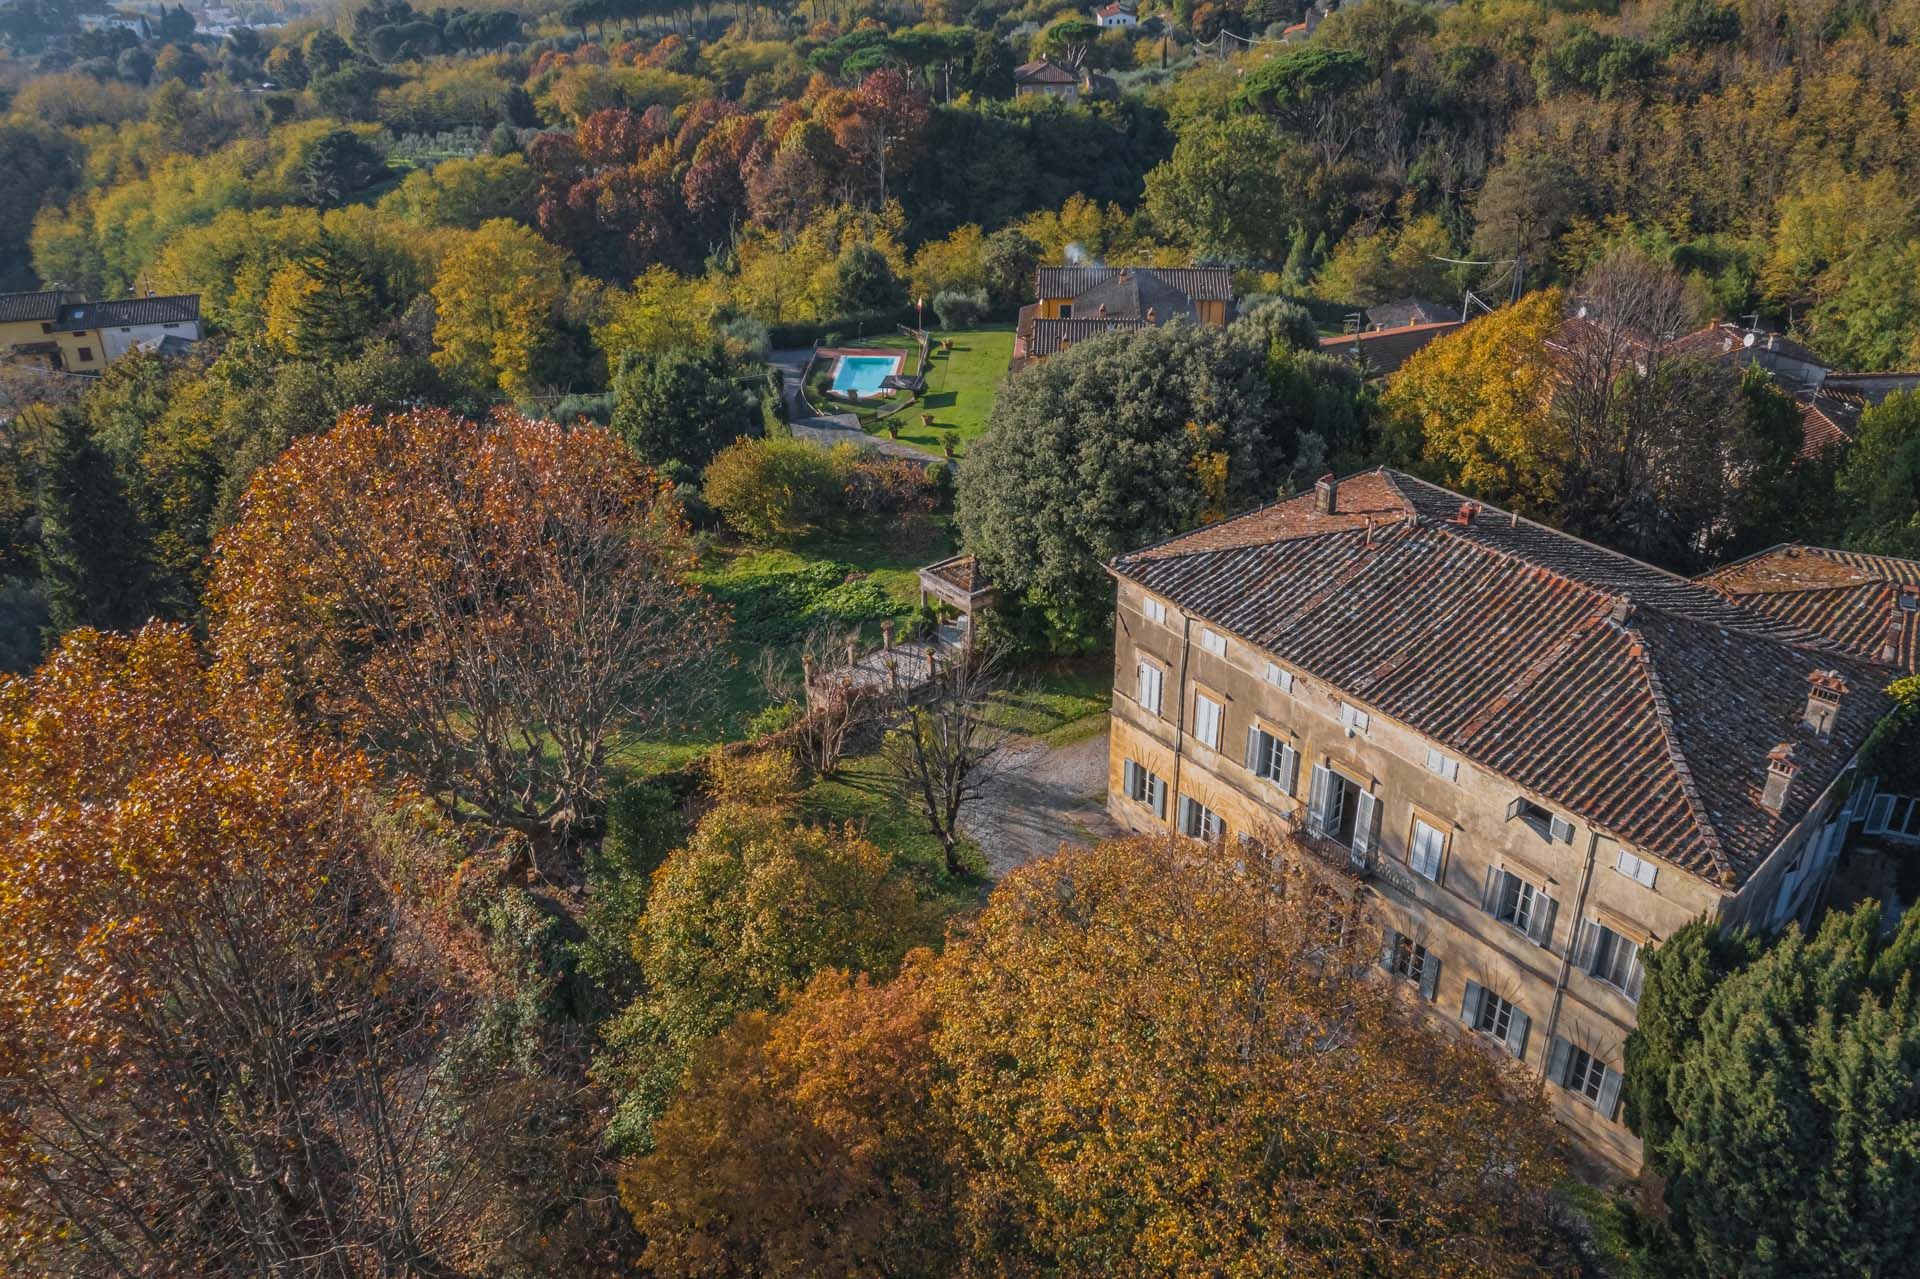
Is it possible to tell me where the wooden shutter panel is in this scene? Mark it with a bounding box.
[1596,1066,1624,1121]
[1482,866,1504,913]
[1460,980,1484,1027]
[1529,893,1558,948]
[1505,796,1523,821]
[1505,1007,1531,1060]
[1379,929,1398,971]
[1306,764,1331,837]
[1626,950,1646,1002]
[1417,954,1441,1002]
[1150,776,1168,819]
[1281,744,1299,796]
[1572,919,1597,971]
[1123,760,1140,800]
[1549,815,1574,843]
[1245,725,1261,772]
[1177,796,1193,835]
[1546,1035,1572,1087]
[1352,789,1380,858]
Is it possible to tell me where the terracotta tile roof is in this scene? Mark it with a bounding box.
[1112,469,1890,887]
[1365,297,1455,329]
[1035,265,1235,304]
[1027,317,1147,356]
[1014,58,1078,84]
[1318,320,1463,376]
[0,290,82,325]
[1700,545,1920,672]
[1797,397,1855,460]
[924,553,989,593]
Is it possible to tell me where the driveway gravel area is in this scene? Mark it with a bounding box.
[960,726,1122,878]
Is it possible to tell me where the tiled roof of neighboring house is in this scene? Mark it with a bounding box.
[1317,320,1462,376]
[1699,544,1920,672]
[1014,58,1079,84]
[1028,317,1147,356]
[1037,265,1235,304]
[1797,396,1856,461]
[1094,3,1131,15]
[1067,269,1196,323]
[0,290,82,325]
[56,295,201,329]
[1111,469,1890,887]
[1365,296,1455,330]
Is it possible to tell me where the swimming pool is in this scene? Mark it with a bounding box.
[829,354,902,398]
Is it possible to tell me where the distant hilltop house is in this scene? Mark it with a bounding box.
[1106,466,1915,1173]
[1092,1,1138,28]
[1011,57,1115,103]
[0,290,205,375]
[1012,265,1235,371]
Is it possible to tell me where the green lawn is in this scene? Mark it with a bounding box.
[989,661,1113,746]
[803,747,987,910]
[807,326,1013,459]
[605,518,957,780]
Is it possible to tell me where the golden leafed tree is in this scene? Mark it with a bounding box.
[207,406,726,848]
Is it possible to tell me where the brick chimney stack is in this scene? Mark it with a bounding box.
[1803,669,1847,737]
[1456,501,1479,526]
[1314,473,1337,515]
[1762,743,1799,814]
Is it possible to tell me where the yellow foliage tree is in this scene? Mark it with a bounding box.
[1380,287,1566,513]
[430,218,569,399]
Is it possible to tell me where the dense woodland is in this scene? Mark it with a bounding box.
[5,0,1920,1272]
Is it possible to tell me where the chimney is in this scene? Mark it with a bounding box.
[1882,609,1905,663]
[1803,669,1847,737]
[1096,303,1108,317]
[1313,473,1337,515]
[1145,306,1157,323]
[1364,515,1375,546]
[1762,743,1798,815]
[1456,501,1479,526]
[1611,595,1634,624]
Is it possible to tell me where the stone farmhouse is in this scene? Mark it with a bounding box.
[1104,468,1899,1172]
[1011,265,1234,371]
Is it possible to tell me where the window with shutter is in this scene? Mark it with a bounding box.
[1200,627,1227,657]
[1590,925,1643,999]
[1264,661,1293,693]
[1142,597,1167,624]
[1351,789,1381,860]
[1147,775,1167,818]
[1306,764,1332,838]
[1193,693,1223,749]
[1409,818,1445,880]
[1178,796,1224,842]
[1123,760,1145,801]
[1614,850,1658,888]
[1423,747,1459,782]
[1135,660,1163,714]
[1473,990,1525,1056]
[1244,727,1297,794]
[1492,870,1556,947]
[1417,954,1440,1001]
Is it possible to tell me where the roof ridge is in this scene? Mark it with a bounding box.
[1629,625,1736,883]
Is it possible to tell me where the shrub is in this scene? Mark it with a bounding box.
[702,437,839,543]
[932,287,990,330]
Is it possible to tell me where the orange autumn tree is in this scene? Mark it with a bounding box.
[626,834,1572,1278]
[0,625,495,1276]
[208,407,726,848]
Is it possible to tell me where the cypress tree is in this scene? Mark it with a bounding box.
[35,409,157,638]
[289,233,381,362]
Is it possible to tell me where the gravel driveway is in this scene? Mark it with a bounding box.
[960,726,1122,878]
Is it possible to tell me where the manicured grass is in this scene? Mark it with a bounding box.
[989,660,1114,746]
[882,324,1014,459]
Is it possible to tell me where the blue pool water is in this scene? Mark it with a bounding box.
[830,355,901,397]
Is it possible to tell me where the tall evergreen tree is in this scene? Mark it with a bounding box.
[34,409,156,638]
[289,233,382,362]
[610,344,759,472]
[1627,903,1920,1277]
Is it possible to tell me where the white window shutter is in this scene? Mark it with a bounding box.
[1550,815,1574,843]
[1528,893,1558,948]
[1460,980,1484,1027]
[1352,790,1380,858]
[1597,1066,1624,1120]
[1244,725,1261,772]
[1547,1035,1572,1086]
[1505,1007,1531,1060]
[1280,744,1300,797]
[1177,796,1193,834]
[1306,764,1331,837]
[1573,920,1598,971]
[1505,797,1523,821]
[1626,952,1646,1002]
[1481,866,1504,913]
[1418,954,1440,1002]
[1150,776,1168,819]
[1379,929,1398,971]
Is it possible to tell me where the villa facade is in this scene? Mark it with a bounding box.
[1103,469,1894,1172]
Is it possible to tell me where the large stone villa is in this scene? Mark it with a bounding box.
[1103,468,1911,1172]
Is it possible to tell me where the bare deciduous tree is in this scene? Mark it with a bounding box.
[881,639,1016,876]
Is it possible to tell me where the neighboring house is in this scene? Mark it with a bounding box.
[1013,265,1235,371]
[1703,543,1920,839]
[1317,319,1462,377]
[0,290,85,369]
[1105,468,1894,1173]
[1092,1,1137,27]
[1013,58,1082,101]
[47,295,205,373]
[1365,296,1455,330]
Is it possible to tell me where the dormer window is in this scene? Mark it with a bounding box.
[1507,797,1573,843]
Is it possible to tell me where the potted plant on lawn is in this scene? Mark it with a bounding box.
[941,429,959,461]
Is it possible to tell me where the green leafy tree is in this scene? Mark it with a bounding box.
[956,323,1281,650]
[1837,390,1920,556]
[833,241,904,317]
[298,127,389,209]
[1143,116,1306,260]
[34,409,157,637]
[1627,904,1920,1277]
[610,344,759,471]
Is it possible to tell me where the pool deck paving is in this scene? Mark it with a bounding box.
[769,347,944,466]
